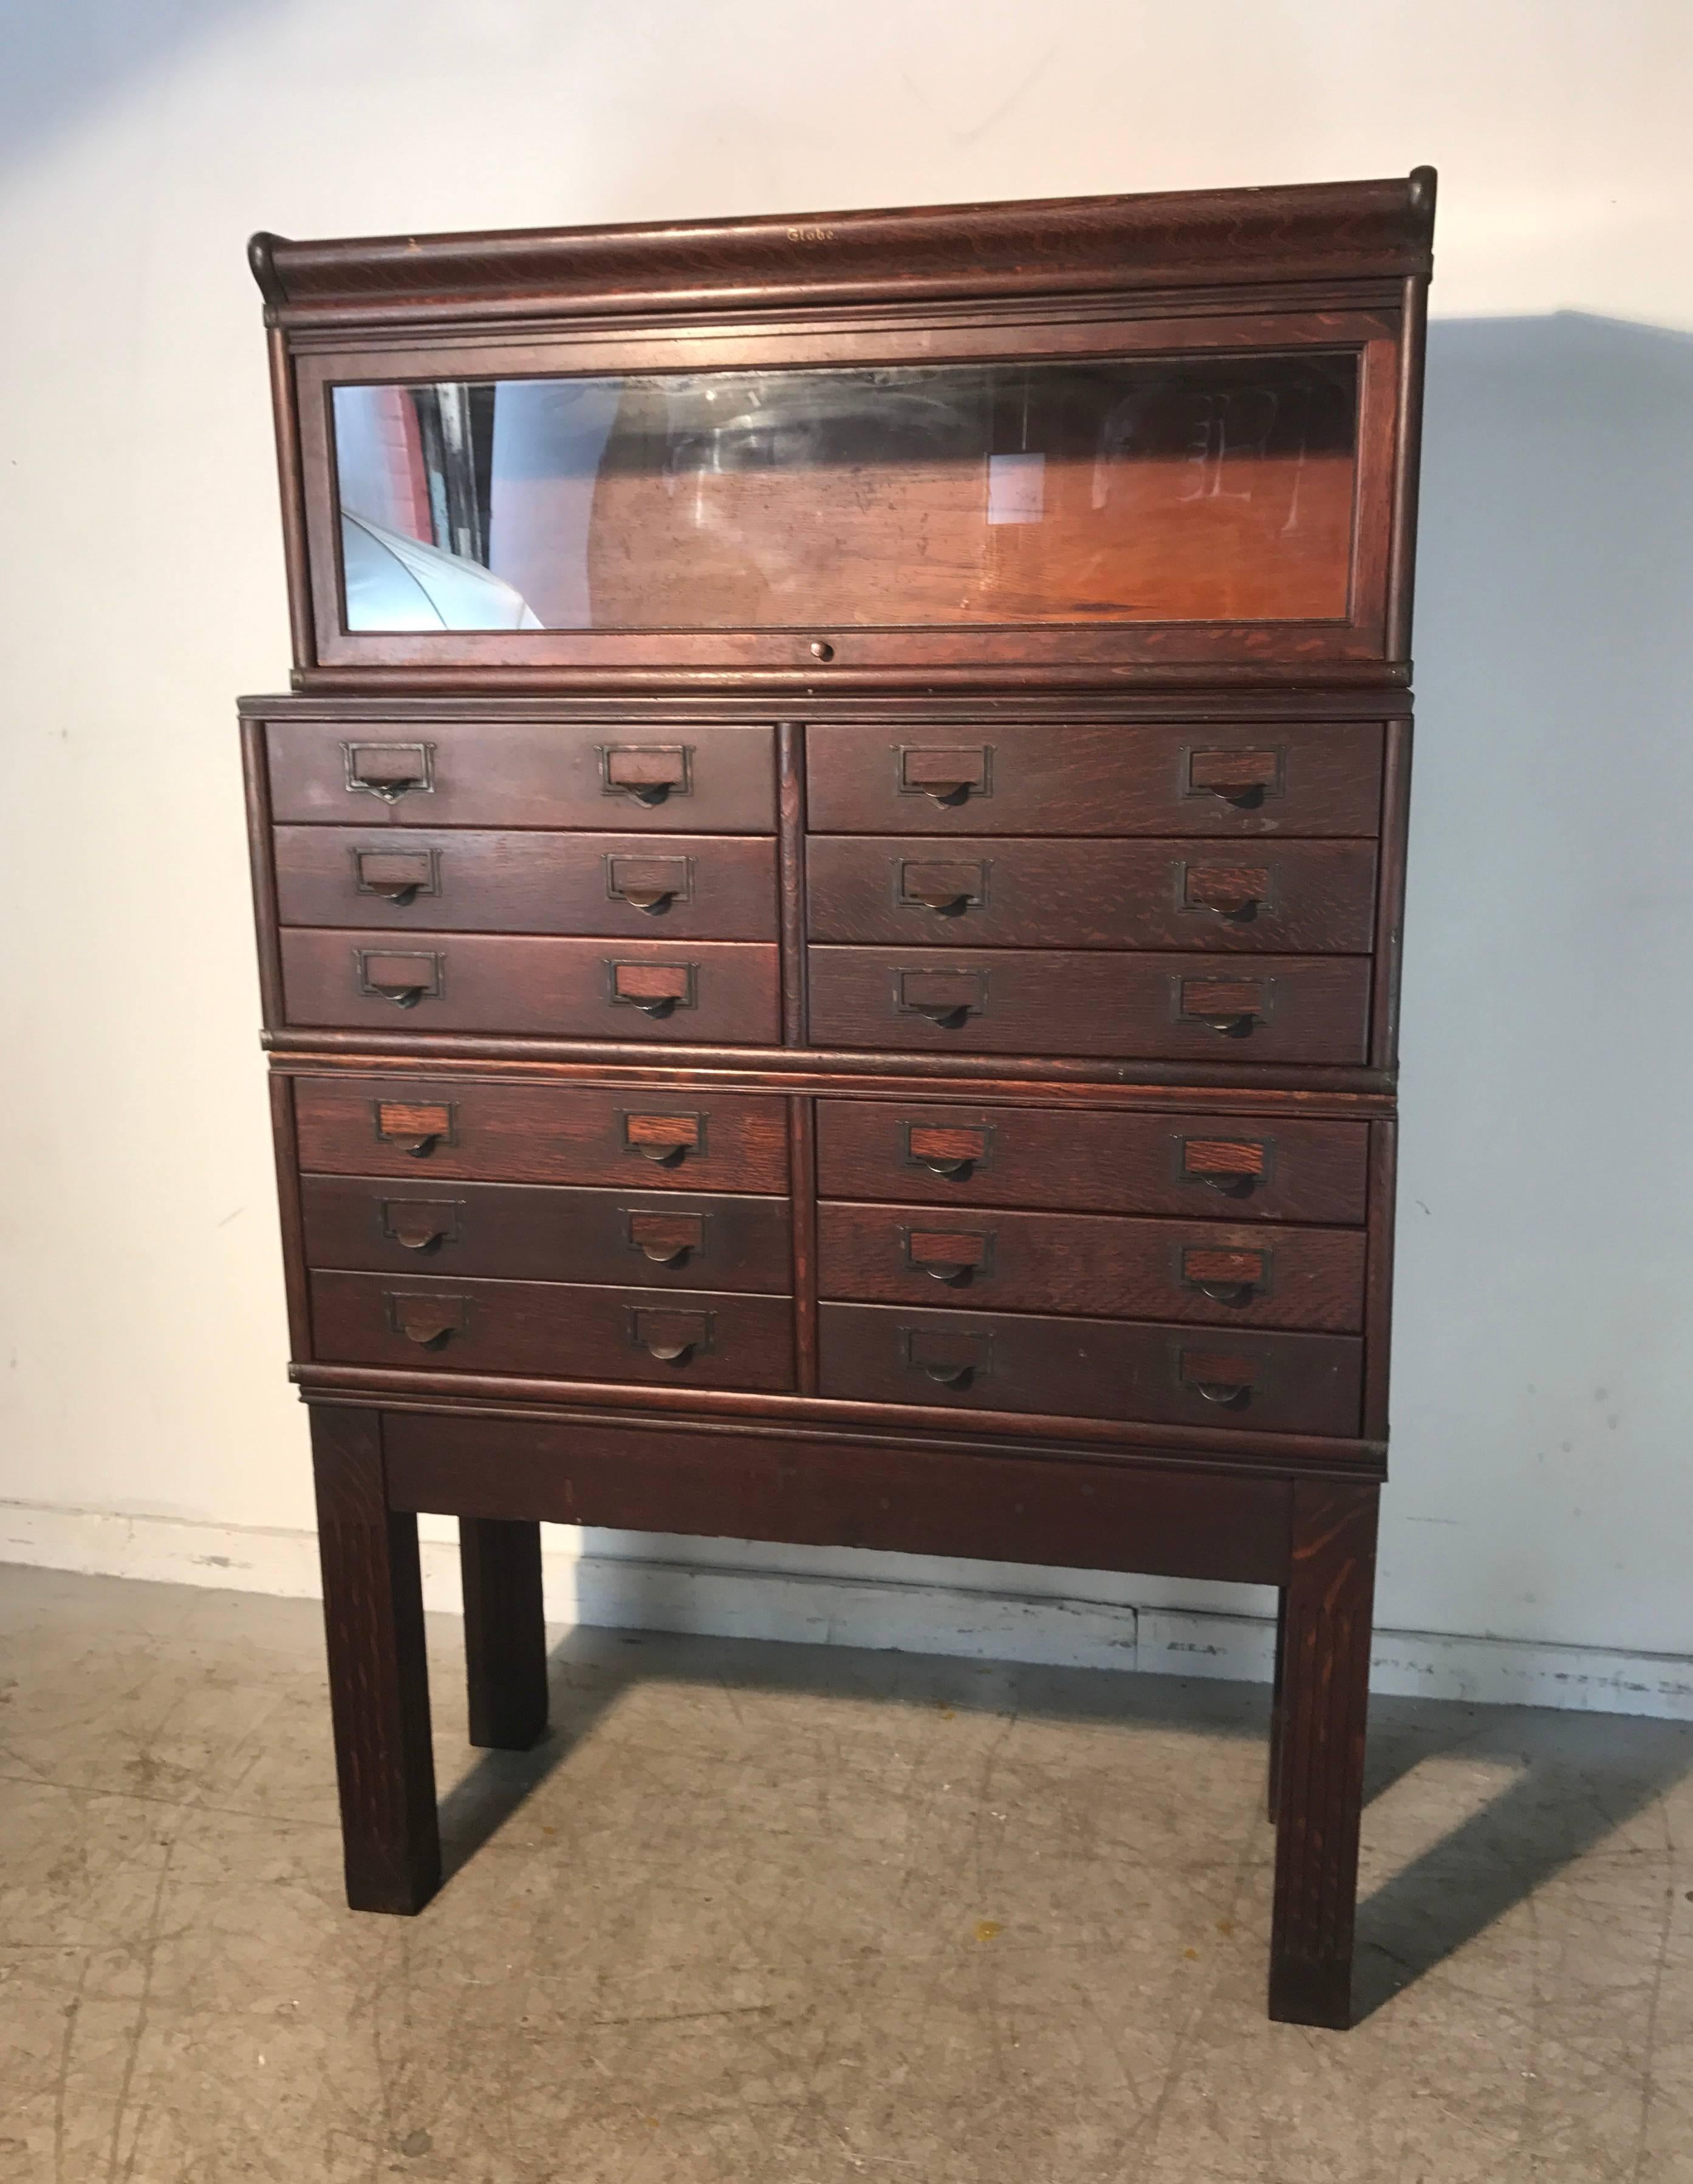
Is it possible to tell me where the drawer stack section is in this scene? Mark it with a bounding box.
[805,722,1384,1066]
[267,720,781,1041]
[291,1075,796,1393]
[814,1097,1372,1434]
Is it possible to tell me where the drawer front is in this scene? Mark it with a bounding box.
[818,1203,1365,1333]
[280,931,781,1043]
[274,828,777,940]
[293,1077,790,1193]
[805,722,1383,838]
[819,1302,1361,1434]
[267,720,777,832]
[302,1176,793,1292]
[815,1101,1369,1224]
[806,836,1376,952]
[312,1271,794,1392]
[807,947,1370,1064]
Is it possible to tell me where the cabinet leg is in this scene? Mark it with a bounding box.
[310,1405,441,1914]
[1267,1585,1288,1824]
[1268,1481,1378,2030]
[459,1517,549,1750]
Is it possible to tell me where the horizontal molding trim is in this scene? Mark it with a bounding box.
[2,1499,1689,1722]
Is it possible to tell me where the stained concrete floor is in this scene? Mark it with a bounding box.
[1,1567,1691,2182]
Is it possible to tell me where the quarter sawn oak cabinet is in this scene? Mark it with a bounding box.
[243,172,1434,2029]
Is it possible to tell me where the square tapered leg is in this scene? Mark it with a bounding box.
[310,1404,441,1914]
[1268,1481,1378,2029]
[1267,1584,1289,1823]
[459,1516,549,1750]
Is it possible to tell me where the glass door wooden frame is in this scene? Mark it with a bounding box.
[287,305,1407,682]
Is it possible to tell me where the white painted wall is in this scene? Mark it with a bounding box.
[3,0,1691,1696]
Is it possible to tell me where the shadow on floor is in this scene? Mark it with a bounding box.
[431,1620,1693,2025]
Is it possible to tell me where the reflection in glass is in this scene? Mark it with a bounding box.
[332,355,1358,633]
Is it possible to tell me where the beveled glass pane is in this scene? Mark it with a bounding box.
[332,353,1358,633]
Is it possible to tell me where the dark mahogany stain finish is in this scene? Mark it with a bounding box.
[246,171,1433,2032]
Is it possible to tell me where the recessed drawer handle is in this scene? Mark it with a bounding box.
[1180,1248,1269,1306]
[911,884,971,913]
[910,777,974,809]
[908,1229,991,1287]
[357,952,442,1009]
[354,849,437,906]
[611,963,694,1019]
[1185,866,1270,923]
[919,1153,974,1178]
[628,1212,704,1267]
[392,1300,463,1350]
[344,742,433,804]
[620,885,675,913]
[643,1337,696,1362]
[624,1114,701,1166]
[1189,1379,1251,1405]
[922,1360,973,1386]
[376,1102,453,1159]
[389,1216,449,1253]
[1179,980,1267,1039]
[914,1002,971,1028]
[1180,1351,1256,1408]
[604,745,690,807]
[1188,749,1280,810]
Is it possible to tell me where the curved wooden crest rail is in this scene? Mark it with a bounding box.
[243,171,1434,2029]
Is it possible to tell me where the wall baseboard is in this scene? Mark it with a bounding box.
[3,1500,1690,1722]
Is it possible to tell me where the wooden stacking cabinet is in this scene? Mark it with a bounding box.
[242,169,1435,2028]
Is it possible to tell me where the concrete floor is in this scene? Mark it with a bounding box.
[1,1568,1691,2183]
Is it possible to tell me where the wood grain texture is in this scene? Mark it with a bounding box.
[795,1099,1369,1222]
[254,173,1434,324]
[808,947,1371,1065]
[274,827,778,940]
[266,718,778,831]
[1269,1480,1379,2027]
[806,836,1378,952]
[382,1408,1297,1587]
[805,721,1385,839]
[789,1094,819,1396]
[312,1270,796,1393]
[244,174,1431,2022]
[818,1201,1366,1332]
[818,1302,1363,1436]
[299,1173,793,1292]
[459,1516,549,1750]
[293,1072,790,1193]
[309,1405,440,1913]
[280,930,781,1043]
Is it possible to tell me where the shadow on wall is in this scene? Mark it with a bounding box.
[1385,311,1693,1642]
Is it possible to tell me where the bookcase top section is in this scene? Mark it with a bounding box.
[250,171,1435,328]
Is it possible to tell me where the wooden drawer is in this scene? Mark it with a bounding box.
[311,1271,794,1391]
[806,836,1375,953]
[266,720,776,832]
[805,722,1384,838]
[301,1176,792,1293]
[807,947,1370,1064]
[818,1302,1362,1434]
[274,828,776,940]
[815,1101,1369,1223]
[280,931,780,1043]
[293,1076,789,1194]
[818,1203,1364,1332]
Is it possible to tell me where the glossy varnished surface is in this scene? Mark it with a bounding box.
[244,172,1432,2026]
